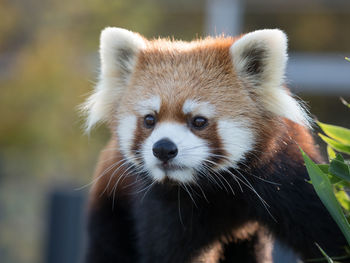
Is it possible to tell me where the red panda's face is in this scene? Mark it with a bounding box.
[117,95,256,183]
[83,28,310,184]
[116,46,257,183]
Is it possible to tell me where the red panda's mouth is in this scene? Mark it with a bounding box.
[157,162,186,171]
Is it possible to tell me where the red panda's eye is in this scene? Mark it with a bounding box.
[144,114,156,128]
[191,116,208,130]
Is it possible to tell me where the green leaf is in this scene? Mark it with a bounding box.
[318,122,350,146]
[340,97,350,108]
[317,164,329,173]
[327,146,337,161]
[335,180,350,189]
[315,243,334,263]
[335,153,345,162]
[335,190,350,211]
[318,164,342,185]
[329,159,350,181]
[346,57,350,62]
[319,134,350,155]
[301,149,350,246]
[328,175,343,184]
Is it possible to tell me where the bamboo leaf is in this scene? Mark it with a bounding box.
[329,175,343,184]
[335,190,350,211]
[335,180,350,189]
[317,164,329,173]
[340,97,350,108]
[301,149,350,246]
[318,122,350,146]
[316,164,342,185]
[329,159,350,182]
[315,243,334,263]
[319,134,350,154]
[327,146,337,161]
[335,153,345,162]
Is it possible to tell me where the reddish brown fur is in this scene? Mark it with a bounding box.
[89,138,134,209]
[91,36,320,208]
[116,36,258,121]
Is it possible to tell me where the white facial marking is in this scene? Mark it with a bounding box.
[167,169,194,183]
[135,96,161,115]
[182,99,216,118]
[117,115,137,159]
[142,122,210,183]
[217,119,255,167]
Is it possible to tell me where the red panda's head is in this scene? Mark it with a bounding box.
[83,28,310,184]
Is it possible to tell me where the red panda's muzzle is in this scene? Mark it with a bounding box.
[152,138,178,162]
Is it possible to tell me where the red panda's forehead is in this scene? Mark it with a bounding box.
[126,39,254,118]
[135,40,236,88]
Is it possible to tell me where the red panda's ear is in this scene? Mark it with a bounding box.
[230,29,310,127]
[82,27,146,132]
[99,27,146,80]
[230,29,287,89]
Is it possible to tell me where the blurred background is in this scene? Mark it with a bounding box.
[0,0,349,262]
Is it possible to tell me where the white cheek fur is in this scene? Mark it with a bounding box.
[116,117,255,184]
[142,122,210,183]
[117,115,137,160]
[217,119,255,167]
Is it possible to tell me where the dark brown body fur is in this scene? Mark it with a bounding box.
[85,119,348,263]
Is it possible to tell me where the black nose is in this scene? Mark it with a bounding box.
[152,138,178,162]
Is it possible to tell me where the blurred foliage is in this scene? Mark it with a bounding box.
[245,12,350,52]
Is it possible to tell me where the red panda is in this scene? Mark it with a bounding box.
[82,28,348,263]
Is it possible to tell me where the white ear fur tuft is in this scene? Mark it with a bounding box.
[99,27,146,77]
[230,29,288,88]
[82,27,145,132]
[230,29,310,127]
